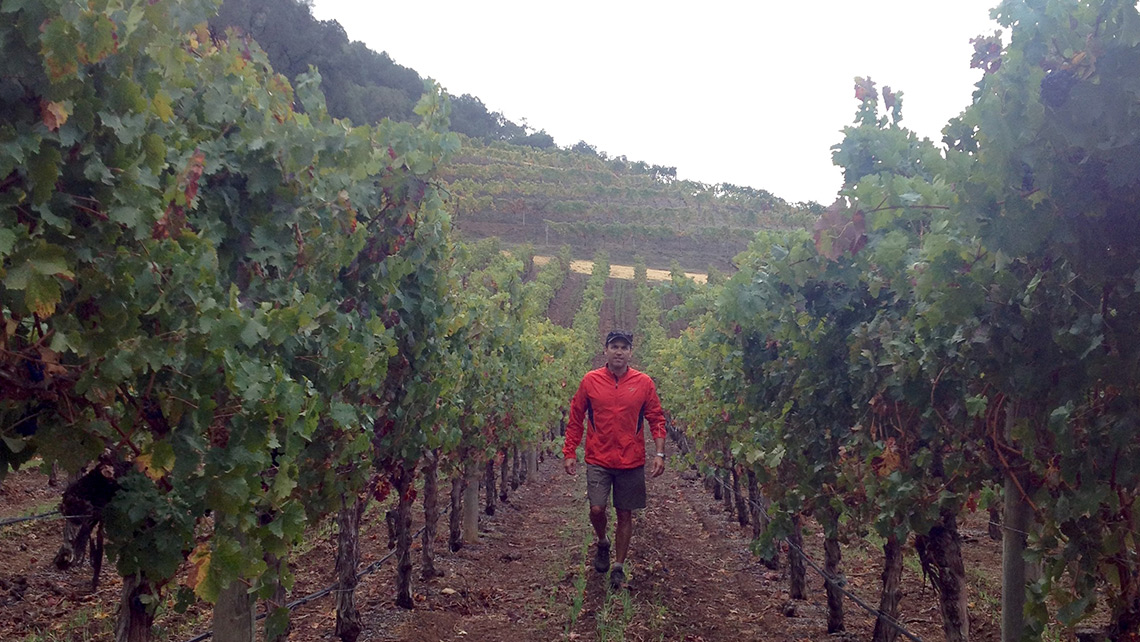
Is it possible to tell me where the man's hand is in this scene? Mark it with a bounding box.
[563,457,576,476]
[651,455,665,478]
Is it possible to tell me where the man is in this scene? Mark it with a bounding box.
[563,330,666,590]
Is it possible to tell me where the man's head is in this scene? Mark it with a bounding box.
[604,330,633,372]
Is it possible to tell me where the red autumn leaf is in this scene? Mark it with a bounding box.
[41,101,69,131]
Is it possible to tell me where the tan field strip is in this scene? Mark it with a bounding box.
[531,256,707,284]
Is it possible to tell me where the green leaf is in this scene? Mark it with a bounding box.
[265,607,291,641]
[28,146,61,204]
[2,436,28,454]
[23,272,63,317]
[0,228,15,257]
[152,91,174,122]
[240,319,267,347]
[109,206,141,227]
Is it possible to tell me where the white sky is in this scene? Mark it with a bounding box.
[311,1,1001,205]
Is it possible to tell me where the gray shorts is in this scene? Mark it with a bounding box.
[586,464,647,511]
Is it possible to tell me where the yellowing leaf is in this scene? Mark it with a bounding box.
[187,544,212,599]
[152,92,174,122]
[872,438,901,478]
[42,101,69,131]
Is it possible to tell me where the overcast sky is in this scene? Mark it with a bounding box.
[311,1,1002,205]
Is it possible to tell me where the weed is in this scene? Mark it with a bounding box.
[567,552,587,632]
[596,587,636,641]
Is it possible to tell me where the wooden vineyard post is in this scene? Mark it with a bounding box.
[462,460,480,543]
[1002,406,1032,642]
[526,448,538,477]
[1002,469,1032,642]
[214,572,254,642]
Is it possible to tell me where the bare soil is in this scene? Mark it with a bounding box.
[1,455,1007,642]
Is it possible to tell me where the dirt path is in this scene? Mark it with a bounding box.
[0,452,1004,642]
[386,460,845,642]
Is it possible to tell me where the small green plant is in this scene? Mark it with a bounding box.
[567,566,587,631]
[595,587,636,641]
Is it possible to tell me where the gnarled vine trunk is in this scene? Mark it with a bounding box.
[988,502,1003,542]
[510,446,520,490]
[1106,580,1140,642]
[264,551,290,642]
[731,465,749,527]
[789,513,807,600]
[721,469,733,515]
[334,492,366,642]
[499,450,509,503]
[393,463,416,609]
[115,573,154,642]
[449,471,464,552]
[746,470,779,569]
[871,533,903,642]
[484,459,496,516]
[917,510,969,642]
[421,450,442,580]
[824,513,845,634]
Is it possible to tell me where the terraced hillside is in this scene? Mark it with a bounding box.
[441,138,822,272]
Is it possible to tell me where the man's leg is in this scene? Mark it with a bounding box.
[609,466,646,588]
[589,504,608,543]
[613,509,633,565]
[585,465,614,573]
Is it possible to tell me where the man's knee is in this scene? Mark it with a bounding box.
[615,509,632,525]
[590,505,607,519]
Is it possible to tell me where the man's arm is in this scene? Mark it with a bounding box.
[563,377,589,474]
[646,379,667,477]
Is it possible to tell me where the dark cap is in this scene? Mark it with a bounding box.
[605,330,633,346]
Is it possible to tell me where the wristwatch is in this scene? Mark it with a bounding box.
[655,452,666,458]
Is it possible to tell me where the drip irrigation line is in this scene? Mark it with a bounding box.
[0,510,72,528]
[987,520,1030,538]
[707,473,926,642]
[181,493,470,642]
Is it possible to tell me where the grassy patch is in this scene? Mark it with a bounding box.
[595,587,635,641]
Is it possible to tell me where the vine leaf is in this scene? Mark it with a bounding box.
[41,100,69,131]
[813,200,866,260]
[187,544,214,601]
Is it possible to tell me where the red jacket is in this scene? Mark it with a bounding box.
[563,366,666,469]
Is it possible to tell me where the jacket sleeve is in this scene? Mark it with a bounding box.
[645,378,667,441]
[563,376,589,461]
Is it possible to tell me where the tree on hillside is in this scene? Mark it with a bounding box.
[212,0,541,140]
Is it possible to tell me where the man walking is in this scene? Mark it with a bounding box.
[563,330,667,590]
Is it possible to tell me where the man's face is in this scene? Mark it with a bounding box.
[605,339,631,369]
